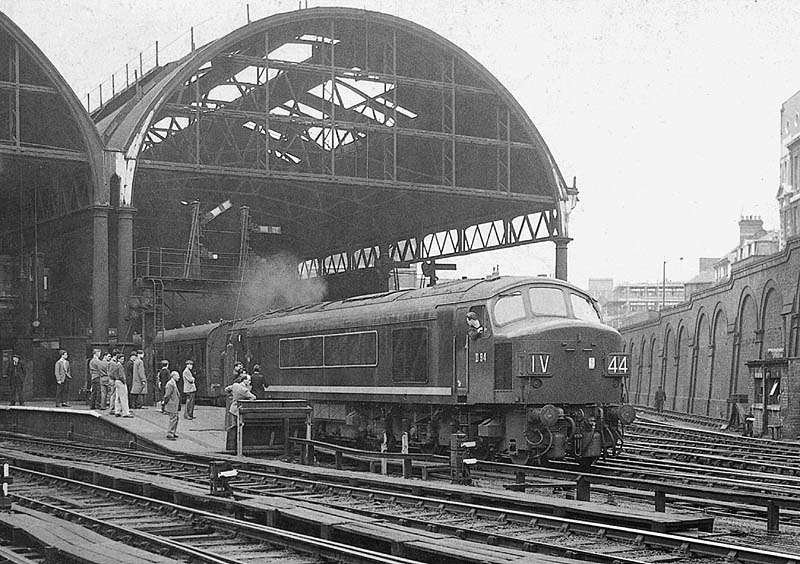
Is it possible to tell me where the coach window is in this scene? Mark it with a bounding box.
[493,292,525,325]
[392,328,428,383]
[325,332,378,367]
[279,336,323,368]
[529,287,567,317]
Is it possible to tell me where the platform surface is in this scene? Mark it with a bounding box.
[1,401,228,454]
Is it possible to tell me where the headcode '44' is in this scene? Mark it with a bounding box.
[606,354,629,376]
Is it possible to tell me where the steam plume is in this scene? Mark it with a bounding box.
[237,252,327,317]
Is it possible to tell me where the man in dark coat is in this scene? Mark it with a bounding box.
[157,360,171,412]
[654,386,667,415]
[250,365,268,399]
[5,353,25,406]
[124,351,135,407]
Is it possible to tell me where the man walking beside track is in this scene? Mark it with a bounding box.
[654,385,667,415]
[54,350,71,407]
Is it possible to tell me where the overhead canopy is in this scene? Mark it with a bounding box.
[96,7,573,278]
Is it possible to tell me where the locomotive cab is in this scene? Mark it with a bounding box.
[448,281,635,465]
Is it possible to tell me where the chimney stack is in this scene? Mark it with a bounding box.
[739,215,765,246]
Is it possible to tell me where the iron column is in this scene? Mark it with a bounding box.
[92,205,111,344]
[117,206,136,341]
[554,237,571,281]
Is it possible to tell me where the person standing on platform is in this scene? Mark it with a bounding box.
[250,364,267,399]
[124,351,135,407]
[99,351,113,410]
[163,370,181,440]
[130,351,147,408]
[654,385,667,415]
[111,352,133,418]
[157,360,171,412]
[106,351,120,413]
[87,349,103,409]
[6,353,26,406]
[54,350,71,407]
[225,373,256,448]
[182,360,196,420]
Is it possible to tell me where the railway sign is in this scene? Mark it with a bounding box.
[606,354,630,376]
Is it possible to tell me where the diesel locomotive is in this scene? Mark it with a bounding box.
[157,275,635,465]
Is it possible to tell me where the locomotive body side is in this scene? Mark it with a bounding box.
[215,276,633,464]
[157,321,232,404]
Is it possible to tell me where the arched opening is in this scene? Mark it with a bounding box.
[708,309,731,418]
[662,327,676,410]
[734,293,758,398]
[691,313,710,416]
[661,327,672,388]
[762,286,784,357]
[674,326,690,411]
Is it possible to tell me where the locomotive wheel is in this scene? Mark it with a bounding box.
[510,449,531,466]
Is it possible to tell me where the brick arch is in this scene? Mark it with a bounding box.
[792,270,800,357]
[674,323,692,411]
[708,305,731,418]
[690,310,711,415]
[760,281,784,357]
[733,287,759,398]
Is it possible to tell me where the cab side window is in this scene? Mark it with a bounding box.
[467,305,489,339]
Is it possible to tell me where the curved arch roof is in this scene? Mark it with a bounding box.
[0,12,104,162]
[0,13,104,249]
[96,7,572,270]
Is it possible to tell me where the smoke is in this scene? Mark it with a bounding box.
[237,252,327,317]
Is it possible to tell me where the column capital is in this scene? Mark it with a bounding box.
[116,206,137,218]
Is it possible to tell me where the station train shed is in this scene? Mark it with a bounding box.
[0,8,576,385]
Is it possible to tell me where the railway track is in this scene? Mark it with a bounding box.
[8,467,416,564]
[3,435,800,564]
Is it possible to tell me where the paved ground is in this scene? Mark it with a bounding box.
[5,401,229,454]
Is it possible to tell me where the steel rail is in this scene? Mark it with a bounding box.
[11,466,420,564]
[5,440,799,564]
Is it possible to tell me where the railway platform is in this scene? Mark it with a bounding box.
[0,401,228,454]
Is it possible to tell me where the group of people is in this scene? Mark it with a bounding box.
[6,349,268,445]
[86,348,148,416]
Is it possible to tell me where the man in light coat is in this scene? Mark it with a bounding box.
[162,370,181,440]
[130,350,147,408]
[182,360,196,420]
[111,352,132,417]
[54,350,71,407]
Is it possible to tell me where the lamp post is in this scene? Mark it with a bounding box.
[661,257,683,311]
